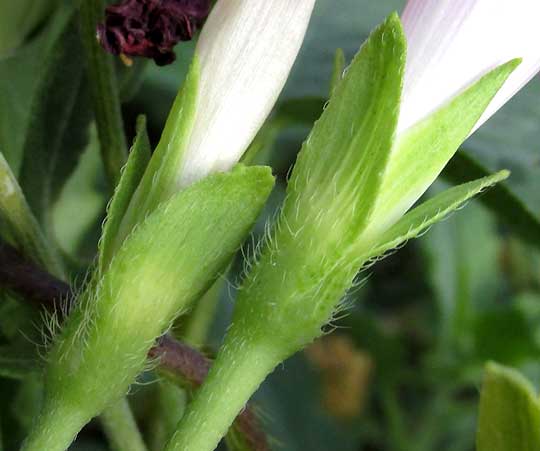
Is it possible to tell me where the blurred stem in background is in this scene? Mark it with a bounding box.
[79,0,128,188]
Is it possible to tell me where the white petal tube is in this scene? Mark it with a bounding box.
[177,0,316,188]
[400,0,540,135]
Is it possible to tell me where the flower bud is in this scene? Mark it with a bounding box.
[399,0,540,134]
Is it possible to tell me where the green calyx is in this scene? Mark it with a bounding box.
[364,58,521,239]
[169,13,518,451]
[24,164,274,451]
[113,57,201,249]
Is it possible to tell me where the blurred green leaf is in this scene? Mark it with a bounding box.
[473,304,540,365]
[477,362,540,451]
[443,151,540,248]
[18,7,93,231]
[422,198,503,353]
[52,126,106,262]
[0,0,54,57]
[0,3,76,173]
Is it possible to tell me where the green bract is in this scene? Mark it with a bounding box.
[477,362,540,451]
[168,13,516,451]
[98,116,151,274]
[23,165,274,451]
[364,59,520,238]
[114,59,200,248]
[359,170,509,262]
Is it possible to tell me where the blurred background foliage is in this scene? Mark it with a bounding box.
[0,0,540,450]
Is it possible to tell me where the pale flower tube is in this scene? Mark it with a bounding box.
[364,0,540,235]
[177,0,316,187]
[399,0,540,135]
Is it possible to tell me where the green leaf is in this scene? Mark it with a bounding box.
[0,0,53,57]
[17,5,93,230]
[473,302,540,365]
[477,362,540,451]
[360,171,509,262]
[421,195,502,353]
[284,0,402,99]
[367,60,520,235]
[98,116,151,274]
[51,126,107,262]
[0,2,76,173]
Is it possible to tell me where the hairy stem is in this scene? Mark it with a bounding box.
[22,399,88,451]
[165,335,279,451]
[0,241,269,451]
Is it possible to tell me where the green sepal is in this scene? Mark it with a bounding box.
[116,58,200,243]
[229,12,407,356]
[477,362,540,451]
[367,59,521,235]
[39,165,275,435]
[285,12,405,247]
[98,115,151,274]
[359,170,509,262]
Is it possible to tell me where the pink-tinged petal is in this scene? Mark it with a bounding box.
[177,0,316,188]
[400,0,540,135]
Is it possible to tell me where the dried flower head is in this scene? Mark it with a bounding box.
[97,0,211,66]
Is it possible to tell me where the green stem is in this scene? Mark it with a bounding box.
[21,400,88,451]
[165,336,279,451]
[148,381,187,451]
[101,398,148,451]
[79,0,128,188]
[0,152,143,451]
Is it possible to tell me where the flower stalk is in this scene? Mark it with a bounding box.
[80,0,128,188]
[167,6,534,449]
[22,166,274,451]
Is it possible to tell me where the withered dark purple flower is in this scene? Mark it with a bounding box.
[97,0,210,66]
